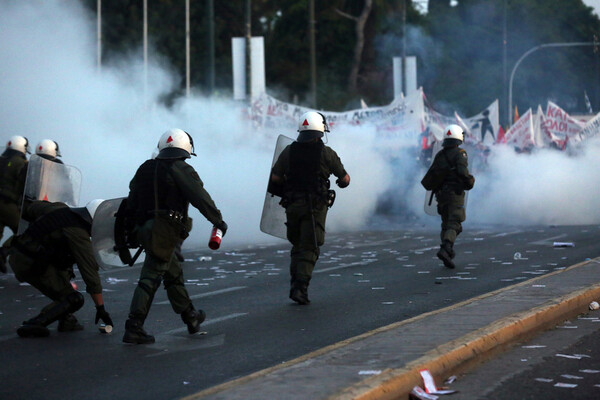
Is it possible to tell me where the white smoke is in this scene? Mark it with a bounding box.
[0,1,389,249]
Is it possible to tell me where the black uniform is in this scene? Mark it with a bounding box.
[0,148,28,272]
[9,200,111,337]
[123,157,226,344]
[422,141,475,268]
[271,140,348,304]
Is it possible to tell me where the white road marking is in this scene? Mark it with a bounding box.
[156,286,247,305]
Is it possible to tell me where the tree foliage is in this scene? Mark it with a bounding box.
[83,0,600,120]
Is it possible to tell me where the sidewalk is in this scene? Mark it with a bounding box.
[182,258,600,400]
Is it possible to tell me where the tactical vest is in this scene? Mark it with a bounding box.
[287,141,326,195]
[439,147,463,192]
[130,159,187,223]
[0,149,26,203]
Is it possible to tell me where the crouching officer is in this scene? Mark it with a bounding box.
[0,136,30,273]
[270,112,350,305]
[122,128,227,344]
[9,199,113,337]
[422,124,475,269]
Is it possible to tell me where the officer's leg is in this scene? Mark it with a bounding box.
[162,252,205,334]
[289,208,325,305]
[17,291,84,338]
[0,203,20,273]
[436,200,455,269]
[123,254,165,344]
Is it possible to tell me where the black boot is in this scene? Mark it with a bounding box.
[122,318,155,344]
[57,314,84,332]
[17,316,50,338]
[437,241,455,269]
[0,247,8,274]
[289,281,310,305]
[181,305,206,334]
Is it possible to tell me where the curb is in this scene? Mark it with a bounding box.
[330,268,600,399]
[183,258,600,400]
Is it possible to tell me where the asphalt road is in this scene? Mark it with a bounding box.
[0,223,598,400]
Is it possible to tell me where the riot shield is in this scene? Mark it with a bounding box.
[91,197,144,268]
[18,155,82,234]
[259,135,294,239]
[424,141,469,216]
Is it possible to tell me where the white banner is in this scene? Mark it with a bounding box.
[462,100,500,146]
[504,108,534,150]
[545,101,585,143]
[580,111,600,139]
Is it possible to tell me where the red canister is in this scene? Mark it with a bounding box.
[208,227,223,250]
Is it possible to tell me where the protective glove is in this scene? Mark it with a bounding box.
[215,221,228,237]
[95,305,114,326]
[336,178,349,188]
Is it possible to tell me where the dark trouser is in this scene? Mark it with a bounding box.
[285,199,327,284]
[0,200,19,247]
[128,220,192,322]
[10,249,75,301]
[436,191,466,245]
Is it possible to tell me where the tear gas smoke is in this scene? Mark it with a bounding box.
[2,1,600,253]
[0,1,389,248]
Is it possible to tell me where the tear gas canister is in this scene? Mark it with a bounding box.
[208,227,222,250]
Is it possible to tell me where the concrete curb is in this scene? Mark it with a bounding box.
[183,258,600,400]
[331,281,600,400]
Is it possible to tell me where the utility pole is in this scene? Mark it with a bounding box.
[186,0,190,98]
[402,0,407,96]
[503,0,507,126]
[143,0,148,97]
[245,0,252,100]
[207,0,215,94]
[97,0,102,71]
[309,0,317,108]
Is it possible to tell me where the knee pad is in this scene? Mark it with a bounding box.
[163,273,183,290]
[138,277,161,296]
[66,291,85,313]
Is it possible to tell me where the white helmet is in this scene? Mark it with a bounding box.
[6,135,30,155]
[70,199,104,226]
[297,111,329,142]
[442,124,464,146]
[35,139,61,159]
[156,128,196,159]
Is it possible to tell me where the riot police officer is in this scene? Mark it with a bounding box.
[122,128,227,344]
[35,139,63,164]
[9,199,113,337]
[422,124,475,269]
[0,136,30,273]
[270,112,350,305]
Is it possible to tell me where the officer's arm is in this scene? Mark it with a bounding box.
[325,147,350,188]
[456,151,475,190]
[170,161,223,226]
[64,227,103,300]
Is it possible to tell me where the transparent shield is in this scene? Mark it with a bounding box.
[424,141,469,216]
[18,155,82,234]
[259,135,294,239]
[91,198,128,268]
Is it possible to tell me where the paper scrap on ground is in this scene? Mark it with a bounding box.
[580,369,600,373]
[358,370,381,375]
[556,354,583,359]
[410,386,439,400]
[535,378,553,383]
[560,374,583,380]
[554,382,578,388]
[553,242,575,247]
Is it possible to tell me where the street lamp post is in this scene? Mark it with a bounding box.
[508,42,594,126]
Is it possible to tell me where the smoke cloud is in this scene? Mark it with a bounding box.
[0,1,389,249]
[3,1,600,254]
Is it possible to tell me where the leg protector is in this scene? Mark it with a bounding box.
[180,304,206,334]
[17,291,84,338]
